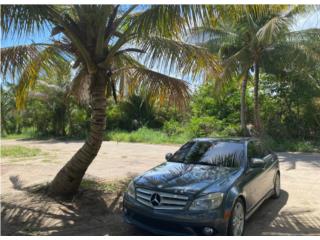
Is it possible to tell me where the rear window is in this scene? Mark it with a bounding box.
[169,141,245,168]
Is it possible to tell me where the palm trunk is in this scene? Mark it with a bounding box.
[253,61,261,134]
[49,70,107,196]
[240,69,249,136]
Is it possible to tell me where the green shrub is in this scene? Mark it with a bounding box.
[219,124,241,137]
[105,127,189,144]
[163,120,184,136]
[187,117,223,138]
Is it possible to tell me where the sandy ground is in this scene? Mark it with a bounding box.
[1,139,320,235]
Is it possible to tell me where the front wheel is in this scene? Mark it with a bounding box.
[228,199,245,236]
[272,173,281,199]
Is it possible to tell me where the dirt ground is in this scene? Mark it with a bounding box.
[1,139,320,235]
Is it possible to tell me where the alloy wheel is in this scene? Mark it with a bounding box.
[232,201,245,236]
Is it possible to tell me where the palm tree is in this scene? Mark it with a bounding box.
[191,5,320,134]
[1,83,18,135]
[1,5,220,196]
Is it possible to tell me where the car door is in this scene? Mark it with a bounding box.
[242,141,268,211]
[261,146,278,193]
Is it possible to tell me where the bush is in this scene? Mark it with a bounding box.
[219,124,241,137]
[106,103,124,130]
[187,117,223,138]
[105,127,189,144]
[163,120,184,136]
[67,106,89,137]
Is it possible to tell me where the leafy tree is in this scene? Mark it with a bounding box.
[1,5,219,196]
[260,46,320,139]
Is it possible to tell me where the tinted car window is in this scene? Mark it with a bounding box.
[247,141,270,159]
[169,141,245,168]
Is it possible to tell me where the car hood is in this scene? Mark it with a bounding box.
[134,162,239,195]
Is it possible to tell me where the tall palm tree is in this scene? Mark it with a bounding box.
[191,5,320,134]
[1,5,220,196]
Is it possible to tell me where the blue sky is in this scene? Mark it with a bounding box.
[2,8,319,48]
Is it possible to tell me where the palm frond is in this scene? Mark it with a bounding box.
[188,25,237,44]
[1,44,69,109]
[243,5,291,21]
[286,28,320,43]
[256,16,291,45]
[128,66,190,109]
[1,5,52,38]
[278,28,320,62]
[130,5,213,39]
[108,52,191,108]
[70,67,91,105]
[135,36,222,81]
[219,46,251,85]
[1,44,42,80]
[284,5,314,18]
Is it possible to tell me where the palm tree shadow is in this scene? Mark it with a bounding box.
[245,190,320,235]
[1,178,138,236]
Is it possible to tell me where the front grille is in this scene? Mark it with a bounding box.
[136,187,189,210]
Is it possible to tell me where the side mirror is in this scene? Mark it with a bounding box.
[251,158,265,168]
[165,153,173,161]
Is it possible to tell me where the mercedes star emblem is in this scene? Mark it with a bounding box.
[150,193,161,206]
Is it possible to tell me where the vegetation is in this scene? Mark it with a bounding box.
[1,145,41,158]
[105,127,189,144]
[191,5,320,134]
[1,5,319,196]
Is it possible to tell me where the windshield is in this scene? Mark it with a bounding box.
[169,141,244,168]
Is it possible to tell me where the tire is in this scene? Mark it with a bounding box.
[272,172,281,199]
[228,198,245,236]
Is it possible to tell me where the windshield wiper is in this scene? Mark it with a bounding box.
[168,160,183,163]
[193,162,217,166]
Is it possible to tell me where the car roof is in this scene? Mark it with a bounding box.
[192,137,258,143]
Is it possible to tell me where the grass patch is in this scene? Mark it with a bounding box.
[104,127,189,145]
[1,145,42,158]
[1,128,37,140]
[80,178,130,193]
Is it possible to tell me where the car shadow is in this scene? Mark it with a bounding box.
[245,190,320,235]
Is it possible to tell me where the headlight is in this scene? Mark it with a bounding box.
[127,180,135,199]
[189,193,224,211]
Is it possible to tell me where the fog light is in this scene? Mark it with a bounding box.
[203,227,214,235]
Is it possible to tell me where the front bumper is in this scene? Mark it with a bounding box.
[123,194,228,235]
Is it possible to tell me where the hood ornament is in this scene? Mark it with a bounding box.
[150,193,161,206]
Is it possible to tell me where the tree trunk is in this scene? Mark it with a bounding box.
[49,70,107,196]
[240,69,249,136]
[253,61,261,134]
